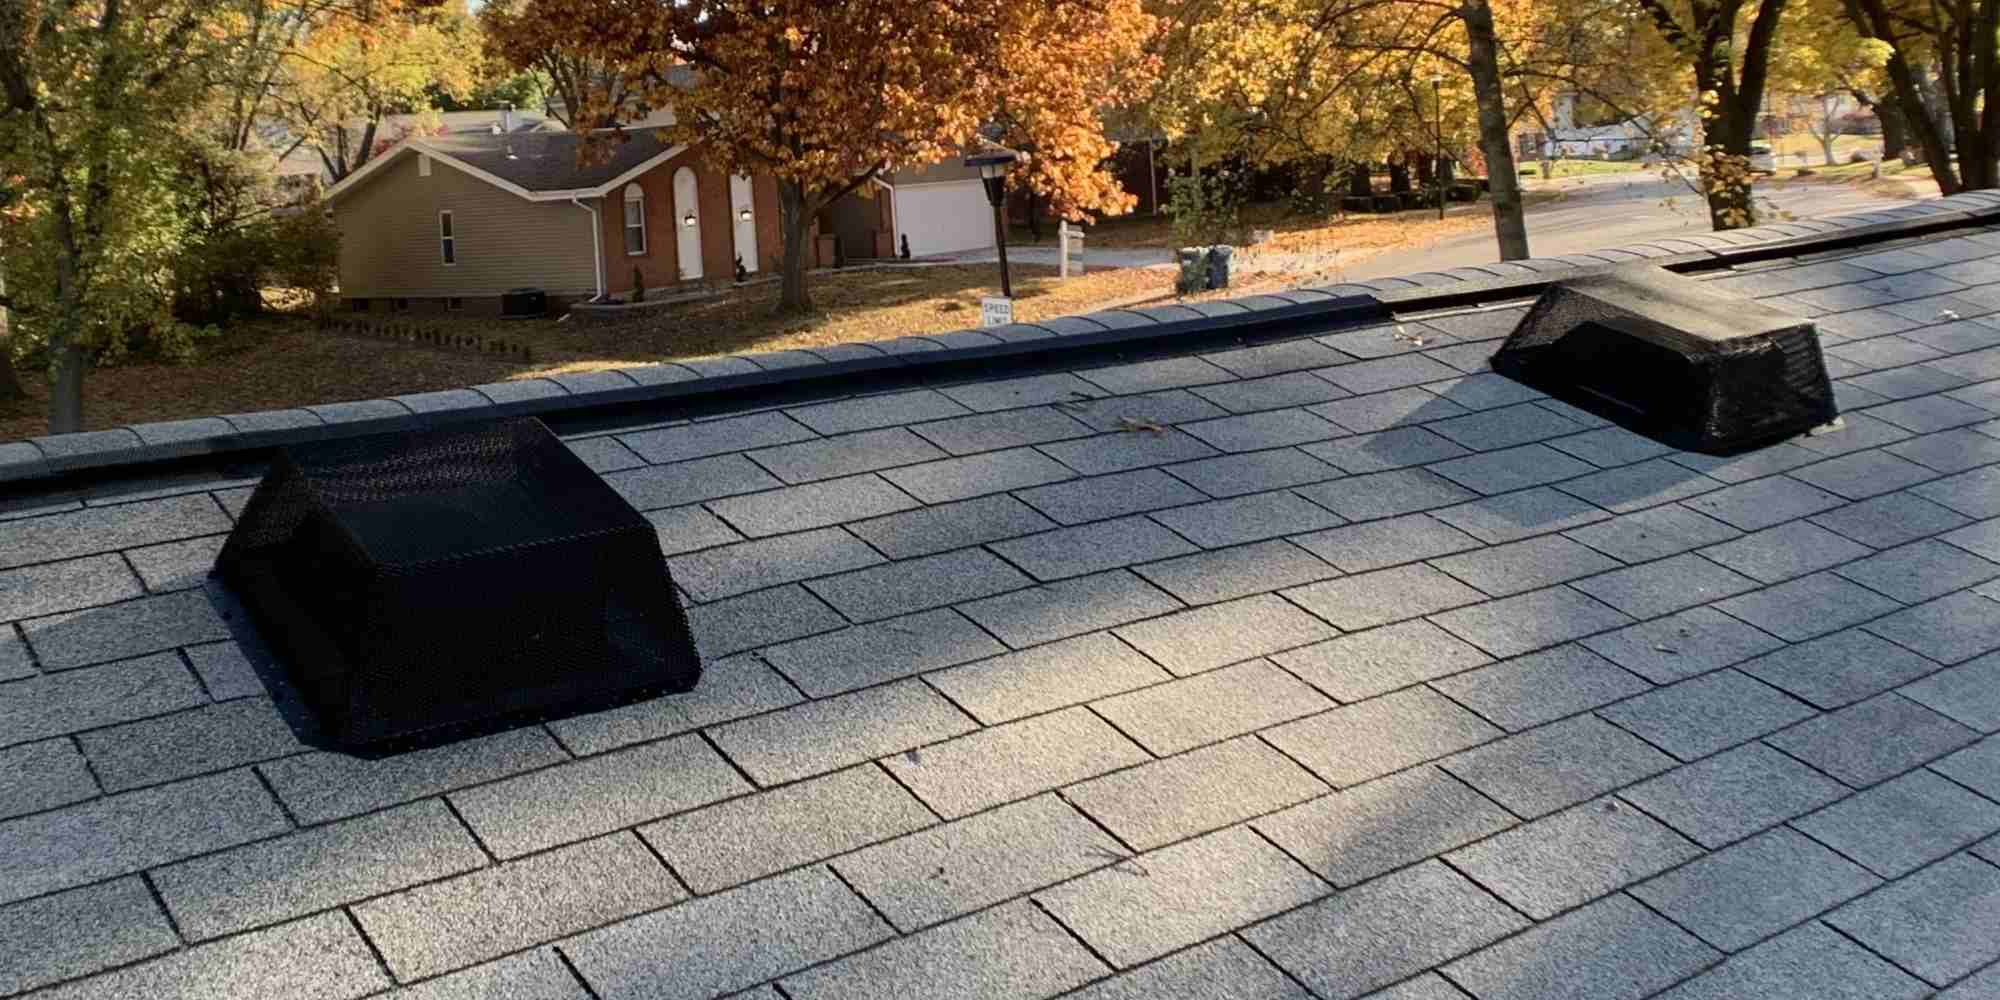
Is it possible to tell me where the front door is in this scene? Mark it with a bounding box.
[673,167,703,281]
[730,174,758,273]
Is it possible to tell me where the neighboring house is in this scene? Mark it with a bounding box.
[324,129,994,312]
[276,108,557,187]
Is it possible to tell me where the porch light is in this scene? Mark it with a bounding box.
[683,212,696,227]
[739,207,752,222]
[963,143,1023,298]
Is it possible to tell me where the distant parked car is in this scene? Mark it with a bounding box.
[1748,143,1778,174]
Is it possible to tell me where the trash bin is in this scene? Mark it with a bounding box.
[1207,245,1233,290]
[1177,247,1209,295]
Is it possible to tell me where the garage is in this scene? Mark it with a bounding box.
[888,169,996,257]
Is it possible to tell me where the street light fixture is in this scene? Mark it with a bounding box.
[964,144,1022,298]
[1431,73,1446,220]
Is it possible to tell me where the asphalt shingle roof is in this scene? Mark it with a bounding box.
[423,129,679,192]
[7,204,2000,999]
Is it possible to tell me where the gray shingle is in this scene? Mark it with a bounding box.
[880,707,1148,819]
[1944,516,2000,562]
[1424,373,1543,410]
[848,493,1056,559]
[1203,339,1354,378]
[1794,769,2000,877]
[1912,465,2000,518]
[1432,535,1622,597]
[1701,520,1875,583]
[925,631,1170,724]
[1792,449,1940,499]
[0,554,142,623]
[707,474,920,537]
[76,698,304,792]
[541,655,802,755]
[1295,469,1477,521]
[1873,393,1997,432]
[1080,356,1236,394]
[1741,628,1942,709]
[1302,427,1469,474]
[1768,692,1978,786]
[1244,859,1527,1000]
[1546,425,1673,467]
[642,765,935,894]
[0,625,31,682]
[1440,893,1718,1000]
[782,899,1106,1000]
[22,591,230,671]
[687,584,847,658]
[258,726,570,824]
[757,609,1002,697]
[30,911,385,1000]
[959,570,1182,647]
[1061,936,1310,1000]
[1431,586,1632,659]
[1581,606,1787,684]
[1427,403,1584,452]
[606,454,783,511]
[1310,386,1471,433]
[123,535,224,593]
[1827,853,2000,986]
[1684,476,1847,531]
[1886,426,2000,473]
[1444,714,1675,818]
[1180,408,1344,452]
[1091,659,1334,755]
[1064,389,1230,430]
[1191,372,1353,413]
[1282,564,1485,632]
[1432,487,1612,543]
[909,407,1093,455]
[1936,963,2000,999]
[1015,468,1209,524]
[1135,539,1340,605]
[0,877,178,997]
[1598,670,1815,761]
[668,527,885,601]
[878,448,1081,507]
[564,436,645,474]
[1254,766,1515,888]
[1317,355,1463,395]
[645,505,743,555]
[1163,448,1342,499]
[1633,827,1882,952]
[938,372,1106,412]
[1865,590,2000,663]
[1149,490,1346,548]
[1275,619,1491,702]
[0,652,205,746]
[832,795,1122,931]
[1429,443,1598,495]
[991,516,1198,580]
[357,834,692,982]
[1114,593,1339,674]
[712,679,977,786]
[805,547,1029,622]
[619,411,816,463]
[1903,654,2000,732]
[0,494,228,570]
[1292,514,1481,573]
[1552,458,1724,514]
[450,734,750,858]
[1038,825,1326,968]
[1836,538,2000,602]
[1065,736,1328,850]
[1431,644,1649,731]
[1263,687,1500,788]
[1654,922,1930,1000]
[382,950,590,1000]
[0,738,97,821]
[1620,742,1849,849]
[1714,572,1904,642]
[744,427,945,484]
[1037,429,1221,475]
[788,390,972,435]
[0,769,288,906]
[1446,798,1702,919]
[1668,442,1821,484]
[155,799,486,940]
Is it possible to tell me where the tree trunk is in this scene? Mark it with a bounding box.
[1821,132,1838,166]
[776,180,812,315]
[1879,98,1907,160]
[1463,0,1529,260]
[49,339,84,433]
[1388,160,1412,193]
[0,268,23,403]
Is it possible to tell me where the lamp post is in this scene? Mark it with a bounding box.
[965,146,1020,298]
[1431,73,1446,220]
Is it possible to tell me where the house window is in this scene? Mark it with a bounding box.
[623,185,647,255]
[349,298,369,312]
[445,297,463,312]
[418,155,432,178]
[439,211,456,265]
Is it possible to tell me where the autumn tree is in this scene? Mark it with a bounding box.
[278,2,479,181]
[1838,0,2000,191]
[1631,0,1790,229]
[488,0,1154,314]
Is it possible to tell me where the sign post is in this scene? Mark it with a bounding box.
[1058,221,1085,278]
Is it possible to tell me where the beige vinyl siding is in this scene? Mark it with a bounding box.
[334,152,598,299]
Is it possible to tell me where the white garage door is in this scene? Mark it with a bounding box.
[893,180,995,256]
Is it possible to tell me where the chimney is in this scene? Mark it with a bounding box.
[501,103,515,134]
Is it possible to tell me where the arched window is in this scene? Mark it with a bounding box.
[623,185,647,255]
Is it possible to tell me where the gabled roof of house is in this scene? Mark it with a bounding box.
[323,129,687,204]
